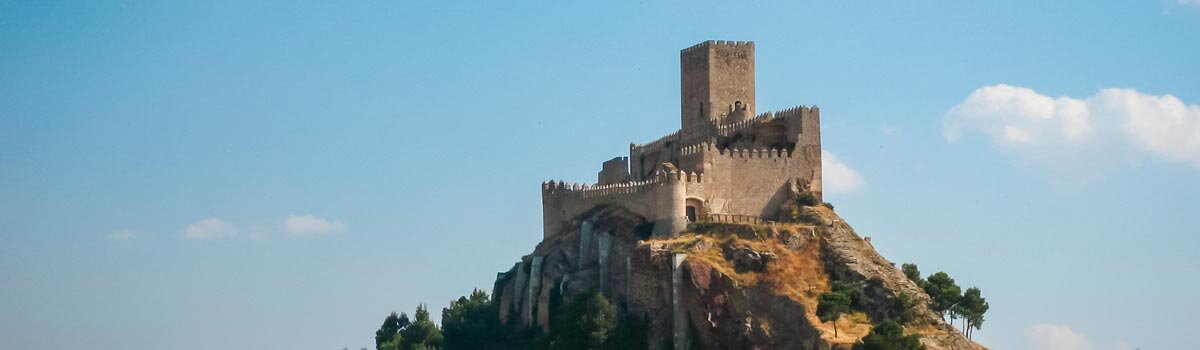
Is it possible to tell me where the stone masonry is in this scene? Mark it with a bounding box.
[542,40,823,240]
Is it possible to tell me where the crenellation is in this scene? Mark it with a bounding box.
[541,40,822,240]
[631,129,681,155]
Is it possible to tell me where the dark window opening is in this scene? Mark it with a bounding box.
[686,206,698,222]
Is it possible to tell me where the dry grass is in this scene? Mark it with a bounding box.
[819,311,873,344]
[646,221,877,345]
[651,232,764,286]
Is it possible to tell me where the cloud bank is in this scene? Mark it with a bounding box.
[822,150,865,194]
[1028,324,1091,350]
[944,84,1200,173]
[284,214,346,237]
[183,218,238,240]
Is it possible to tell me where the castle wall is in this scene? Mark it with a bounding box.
[544,42,823,240]
[629,130,680,181]
[674,141,821,219]
[541,171,696,240]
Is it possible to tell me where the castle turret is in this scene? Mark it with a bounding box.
[653,170,688,237]
[597,157,630,185]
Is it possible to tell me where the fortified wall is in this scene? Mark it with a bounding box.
[542,40,823,240]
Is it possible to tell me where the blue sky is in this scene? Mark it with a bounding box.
[2,1,1198,349]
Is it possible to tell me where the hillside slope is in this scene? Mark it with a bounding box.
[494,205,984,350]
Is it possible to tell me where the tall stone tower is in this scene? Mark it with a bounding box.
[679,40,755,139]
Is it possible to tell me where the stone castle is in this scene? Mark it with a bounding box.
[541,40,823,240]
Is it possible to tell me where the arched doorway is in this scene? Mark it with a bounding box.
[685,198,706,222]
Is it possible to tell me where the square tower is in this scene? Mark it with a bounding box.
[680,40,755,139]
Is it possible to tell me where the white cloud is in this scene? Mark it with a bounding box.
[109,228,136,241]
[1029,324,1092,350]
[1180,0,1200,8]
[183,218,238,240]
[284,214,346,237]
[822,150,865,194]
[944,84,1200,173]
[1110,340,1138,350]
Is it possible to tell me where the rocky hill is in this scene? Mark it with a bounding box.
[493,204,985,350]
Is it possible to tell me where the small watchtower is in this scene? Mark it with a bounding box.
[680,40,756,140]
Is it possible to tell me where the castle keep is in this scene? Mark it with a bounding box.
[541,40,823,240]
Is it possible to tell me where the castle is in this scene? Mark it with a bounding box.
[541,40,823,240]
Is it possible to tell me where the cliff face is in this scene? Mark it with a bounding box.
[494,205,985,350]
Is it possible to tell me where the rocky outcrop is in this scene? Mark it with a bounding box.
[494,204,986,350]
[819,217,985,350]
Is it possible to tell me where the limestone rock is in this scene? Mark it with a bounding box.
[725,246,776,273]
[494,204,987,350]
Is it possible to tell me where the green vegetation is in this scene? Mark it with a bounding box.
[375,312,408,350]
[852,319,924,350]
[797,191,820,207]
[369,262,987,349]
[778,179,826,224]
[441,289,504,350]
[922,272,962,322]
[901,263,923,288]
[376,305,443,350]
[548,291,618,349]
[376,289,648,350]
[886,292,919,325]
[831,280,872,310]
[903,263,990,338]
[817,291,852,337]
[957,287,989,339]
[822,276,923,348]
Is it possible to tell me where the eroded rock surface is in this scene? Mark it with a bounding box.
[494,205,987,350]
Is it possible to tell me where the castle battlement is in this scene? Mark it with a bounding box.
[630,129,681,155]
[680,40,755,55]
[714,105,819,137]
[719,147,792,159]
[543,170,703,199]
[541,41,822,240]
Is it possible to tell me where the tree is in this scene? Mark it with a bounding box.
[922,272,961,322]
[399,304,443,350]
[441,289,504,350]
[959,287,989,339]
[549,290,618,350]
[376,312,405,350]
[853,319,925,350]
[831,280,872,310]
[607,310,650,350]
[817,291,852,338]
[378,339,402,350]
[580,292,618,348]
[901,263,924,288]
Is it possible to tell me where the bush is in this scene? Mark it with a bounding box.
[797,192,819,207]
[887,293,919,325]
[853,319,924,350]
